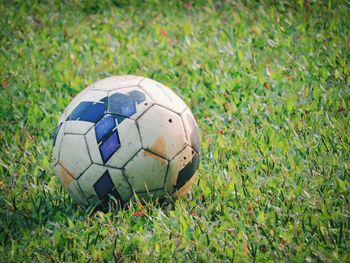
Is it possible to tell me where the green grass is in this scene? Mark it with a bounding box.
[1,0,349,261]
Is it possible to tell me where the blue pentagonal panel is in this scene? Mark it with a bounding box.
[95,114,116,141]
[93,170,114,199]
[67,101,105,123]
[128,90,146,104]
[99,132,121,163]
[93,170,124,208]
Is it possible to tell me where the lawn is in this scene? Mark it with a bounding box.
[0,0,349,261]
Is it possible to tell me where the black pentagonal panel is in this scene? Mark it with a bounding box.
[175,151,200,191]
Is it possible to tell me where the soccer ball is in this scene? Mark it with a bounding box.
[52,75,201,208]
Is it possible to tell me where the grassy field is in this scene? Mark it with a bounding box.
[1,0,349,261]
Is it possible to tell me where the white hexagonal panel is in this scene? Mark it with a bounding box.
[68,180,89,206]
[109,168,133,202]
[91,75,144,91]
[107,87,153,120]
[139,78,187,114]
[85,127,103,164]
[165,146,199,197]
[52,122,65,166]
[181,109,201,154]
[59,134,92,179]
[64,120,94,135]
[124,149,168,193]
[138,105,187,160]
[106,118,142,168]
[53,163,88,206]
[78,164,131,205]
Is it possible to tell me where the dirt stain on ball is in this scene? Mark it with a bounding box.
[144,137,167,165]
[149,136,167,158]
[59,161,75,187]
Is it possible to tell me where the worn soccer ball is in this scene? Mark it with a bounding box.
[52,75,200,207]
